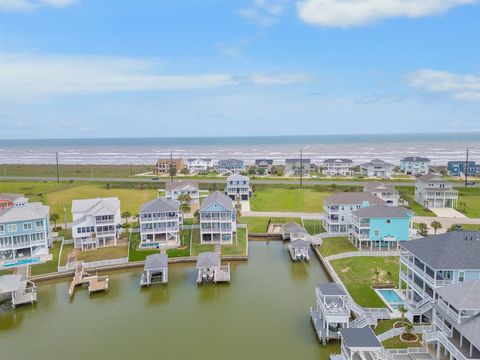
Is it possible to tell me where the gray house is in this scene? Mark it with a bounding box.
[199,191,236,244]
[284,158,312,176]
[217,159,245,175]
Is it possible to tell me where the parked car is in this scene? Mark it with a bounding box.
[450,224,464,231]
[466,181,476,186]
[152,177,160,181]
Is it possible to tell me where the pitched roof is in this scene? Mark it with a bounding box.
[217,159,244,165]
[339,328,382,349]
[144,254,168,270]
[323,158,353,164]
[71,197,120,215]
[363,182,398,194]
[352,205,411,219]
[186,158,212,162]
[285,158,311,163]
[317,282,347,296]
[0,193,26,202]
[401,232,480,269]
[416,173,450,183]
[360,159,395,167]
[0,275,23,293]
[200,191,234,211]
[290,239,310,248]
[227,174,249,182]
[324,192,386,205]
[436,280,480,310]
[255,159,273,165]
[401,156,430,162]
[196,252,220,268]
[140,198,180,213]
[0,202,49,223]
[283,222,308,234]
[165,181,199,191]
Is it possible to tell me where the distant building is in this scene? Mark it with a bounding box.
[217,159,245,175]
[0,200,50,261]
[254,159,273,174]
[415,173,458,209]
[363,182,400,206]
[156,158,185,175]
[322,158,354,176]
[164,181,207,204]
[72,197,121,250]
[323,192,385,235]
[0,193,28,209]
[186,158,214,174]
[349,205,412,250]
[199,191,236,244]
[447,160,480,177]
[225,174,252,201]
[359,159,395,178]
[139,198,183,249]
[400,156,430,176]
[284,158,312,176]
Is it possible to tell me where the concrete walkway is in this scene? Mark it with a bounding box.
[429,208,466,218]
[413,215,480,233]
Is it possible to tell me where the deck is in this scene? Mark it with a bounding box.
[196,264,231,284]
[287,245,310,261]
[68,263,109,296]
[310,308,341,345]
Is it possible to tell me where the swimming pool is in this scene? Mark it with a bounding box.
[377,289,404,310]
[3,257,41,268]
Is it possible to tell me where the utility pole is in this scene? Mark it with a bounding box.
[55,152,60,183]
[63,206,67,230]
[300,149,303,188]
[465,148,469,188]
[130,164,133,176]
[170,152,174,182]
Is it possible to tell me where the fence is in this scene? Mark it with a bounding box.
[58,257,128,272]
[377,325,432,342]
[326,250,401,261]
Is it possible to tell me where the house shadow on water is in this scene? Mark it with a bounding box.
[142,286,170,306]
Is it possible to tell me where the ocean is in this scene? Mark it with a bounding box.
[0,133,479,165]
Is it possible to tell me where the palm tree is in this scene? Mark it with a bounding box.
[387,270,393,285]
[398,305,408,327]
[193,210,200,224]
[122,211,131,224]
[49,213,60,228]
[417,222,429,237]
[374,269,380,283]
[430,220,442,235]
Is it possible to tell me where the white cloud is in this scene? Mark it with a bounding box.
[0,54,310,102]
[296,0,477,28]
[407,69,480,101]
[0,0,76,11]
[239,0,290,27]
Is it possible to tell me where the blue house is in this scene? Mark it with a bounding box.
[199,191,236,244]
[0,200,51,266]
[216,159,245,175]
[349,205,412,250]
[399,156,430,176]
[447,160,480,177]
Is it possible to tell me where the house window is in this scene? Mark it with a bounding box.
[35,220,44,229]
[7,224,17,233]
[374,230,379,237]
[23,222,33,231]
[459,271,465,283]
[386,219,391,224]
[0,224,4,234]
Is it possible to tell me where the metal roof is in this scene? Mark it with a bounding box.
[165,181,199,191]
[401,156,430,162]
[140,198,180,213]
[196,252,220,268]
[317,282,347,296]
[324,192,386,205]
[339,328,382,349]
[435,280,480,310]
[144,254,168,270]
[289,239,310,248]
[363,182,399,194]
[200,191,234,211]
[0,202,49,223]
[352,205,411,218]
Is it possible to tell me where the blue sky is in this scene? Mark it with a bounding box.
[0,0,479,138]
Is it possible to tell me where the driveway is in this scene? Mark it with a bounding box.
[430,208,467,218]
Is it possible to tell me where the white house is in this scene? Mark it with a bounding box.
[139,198,183,249]
[322,159,354,176]
[415,173,458,209]
[225,174,252,201]
[323,192,385,235]
[186,158,214,174]
[199,191,236,244]
[359,159,395,179]
[163,181,207,205]
[363,182,400,206]
[400,156,430,176]
[71,197,121,250]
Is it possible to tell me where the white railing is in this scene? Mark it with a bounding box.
[388,348,429,355]
[326,250,400,261]
[437,300,461,324]
[63,239,74,244]
[59,257,128,272]
[434,318,454,337]
[377,328,404,342]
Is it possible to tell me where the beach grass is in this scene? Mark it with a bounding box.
[330,256,399,308]
[318,237,357,257]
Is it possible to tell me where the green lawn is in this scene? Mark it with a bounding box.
[457,187,480,218]
[375,319,411,335]
[0,181,75,203]
[319,237,357,257]
[45,184,157,222]
[330,256,400,308]
[190,227,248,256]
[128,229,192,262]
[250,187,330,212]
[382,334,423,349]
[303,219,324,235]
[30,241,62,275]
[456,223,480,230]
[239,217,300,233]
[397,187,435,216]
[59,243,74,266]
[76,245,129,262]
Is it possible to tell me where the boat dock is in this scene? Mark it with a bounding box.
[196,252,231,284]
[0,274,37,308]
[140,253,168,286]
[68,263,109,296]
[287,239,311,261]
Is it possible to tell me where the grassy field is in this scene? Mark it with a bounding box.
[0,181,76,203]
[457,223,480,230]
[76,245,129,262]
[303,219,324,235]
[190,227,248,256]
[30,241,62,275]
[318,237,357,257]
[375,319,411,335]
[250,187,330,212]
[397,186,435,216]
[239,217,300,233]
[330,256,399,308]
[59,243,74,266]
[0,164,154,178]
[457,187,480,218]
[382,334,423,349]
[45,184,157,222]
[128,229,192,261]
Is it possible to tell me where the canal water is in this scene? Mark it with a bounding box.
[0,242,339,360]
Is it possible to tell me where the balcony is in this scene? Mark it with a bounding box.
[434,317,453,338]
[400,255,452,287]
[95,218,115,225]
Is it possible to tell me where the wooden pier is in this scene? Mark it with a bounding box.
[68,263,109,297]
[196,252,231,284]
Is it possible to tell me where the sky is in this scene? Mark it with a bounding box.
[0,0,479,139]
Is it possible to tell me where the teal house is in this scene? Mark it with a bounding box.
[349,205,412,250]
